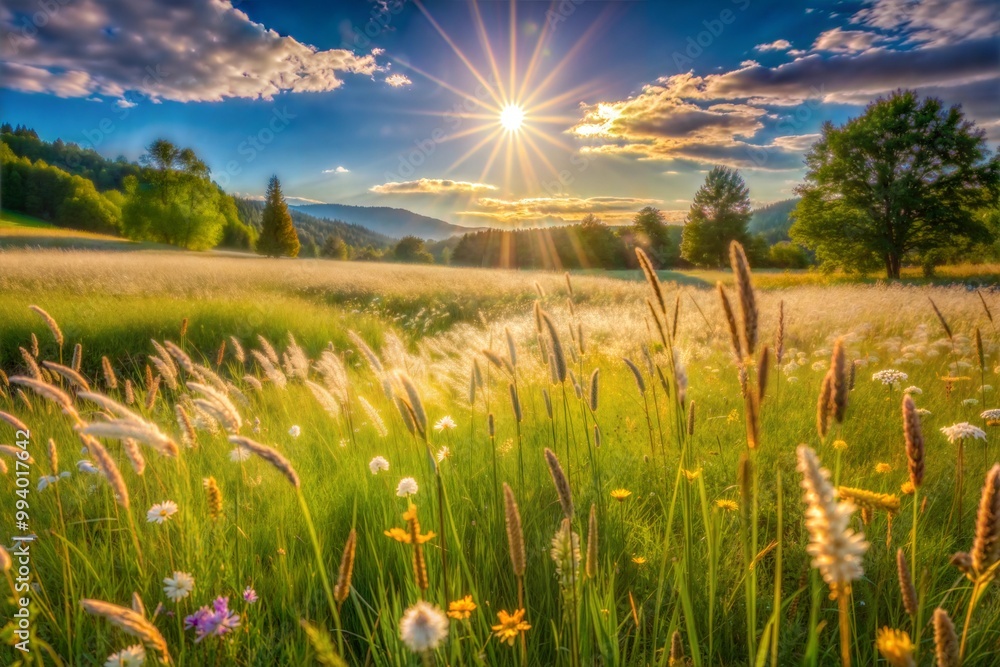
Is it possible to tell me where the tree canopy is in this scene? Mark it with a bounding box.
[790,90,1000,279]
[680,166,753,267]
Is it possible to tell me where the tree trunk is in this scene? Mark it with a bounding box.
[885,253,902,280]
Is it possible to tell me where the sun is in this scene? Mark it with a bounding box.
[499,104,525,132]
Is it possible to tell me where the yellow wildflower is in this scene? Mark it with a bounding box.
[492,609,531,646]
[610,489,632,502]
[447,595,477,620]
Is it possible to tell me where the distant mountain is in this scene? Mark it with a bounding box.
[291,203,474,241]
[749,198,800,244]
[235,198,394,250]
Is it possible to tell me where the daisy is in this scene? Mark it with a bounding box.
[288,425,301,438]
[163,571,195,602]
[229,446,251,462]
[434,416,457,432]
[399,600,449,652]
[436,446,451,463]
[104,644,145,667]
[396,477,418,497]
[940,422,987,443]
[146,501,179,525]
[369,456,389,475]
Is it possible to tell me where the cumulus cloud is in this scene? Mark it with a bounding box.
[459,196,669,224]
[323,166,350,174]
[755,39,793,52]
[0,0,383,103]
[812,28,884,53]
[385,74,412,88]
[370,178,497,195]
[853,0,1000,46]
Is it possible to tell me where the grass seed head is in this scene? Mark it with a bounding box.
[544,447,574,519]
[933,608,960,667]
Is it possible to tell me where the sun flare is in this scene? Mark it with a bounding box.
[499,104,525,132]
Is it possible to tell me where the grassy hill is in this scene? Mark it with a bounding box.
[0,209,161,250]
[748,198,800,244]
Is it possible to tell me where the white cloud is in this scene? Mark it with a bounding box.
[459,196,667,224]
[812,28,884,53]
[323,166,350,174]
[370,178,497,195]
[0,0,383,103]
[853,0,1000,46]
[385,74,412,88]
[755,39,793,52]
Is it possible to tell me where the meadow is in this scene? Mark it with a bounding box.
[1,247,999,666]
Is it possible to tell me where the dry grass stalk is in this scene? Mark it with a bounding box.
[635,247,667,316]
[838,487,900,513]
[928,297,953,341]
[970,463,1000,578]
[623,358,646,394]
[396,372,427,439]
[830,339,849,423]
[509,383,522,423]
[544,447,573,519]
[817,371,834,439]
[123,438,146,475]
[933,608,960,667]
[586,503,598,579]
[215,339,226,367]
[101,356,117,389]
[717,282,743,361]
[77,390,145,424]
[203,476,223,520]
[729,241,758,356]
[47,438,58,475]
[541,311,567,383]
[357,396,387,438]
[19,347,41,380]
[229,336,246,365]
[83,419,178,458]
[902,394,924,488]
[163,340,195,376]
[10,375,82,426]
[757,346,770,404]
[334,529,357,605]
[80,598,171,664]
[589,369,599,412]
[188,382,242,433]
[668,630,685,667]
[179,317,189,338]
[145,375,161,411]
[406,505,429,592]
[896,548,918,616]
[149,340,178,378]
[228,436,300,488]
[125,380,135,405]
[687,400,696,437]
[348,330,383,373]
[175,404,197,447]
[28,304,63,348]
[1,409,31,434]
[775,300,785,365]
[81,434,130,509]
[71,343,82,372]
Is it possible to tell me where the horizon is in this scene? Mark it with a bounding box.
[2,0,997,229]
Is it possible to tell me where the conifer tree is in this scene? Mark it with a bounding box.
[257,175,300,257]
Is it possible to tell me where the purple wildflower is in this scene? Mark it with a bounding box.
[243,587,258,604]
[183,596,241,642]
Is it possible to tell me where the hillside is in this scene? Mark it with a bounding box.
[748,198,800,244]
[292,203,473,240]
[235,198,394,251]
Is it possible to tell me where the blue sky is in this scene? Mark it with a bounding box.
[2,0,997,226]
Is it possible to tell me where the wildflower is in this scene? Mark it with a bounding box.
[288,425,301,437]
[962,398,980,407]
[399,601,449,652]
[940,422,987,443]
[243,587,258,604]
[917,408,932,416]
[796,446,869,598]
[610,489,632,502]
[146,501,179,525]
[436,446,451,463]
[434,415,457,432]
[876,627,915,667]
[229,446,251,462]
[726,409,739,424]
[369,456,389,475]
[903,386,922,395]
[104,645,145,667]
[396,477,419,497]
[716,499,738,512]
[184,597,241,642]
[77,460,99,473]
[832,439,848,451]
[901,481,915,495]
[631,556,647,565]
[550,518,581,587]
[384,527,411,543]
[876,463,892,474]
[982,409,1000,425]
[873,369,908,386]
[492,608,531,646]
[447,595,477,620]
[839,487,901,513]
[163,571,195,602]
[681,468,701,481]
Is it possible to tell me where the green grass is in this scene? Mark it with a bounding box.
[0,209,171,251]
[1,250,999,666]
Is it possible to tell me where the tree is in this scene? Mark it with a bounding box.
[680,166,752,267]
[790,90,1000,279]
[393,235,433,263]
[256,175,300,258]
[322,234,349,260]
[631,207,676,267]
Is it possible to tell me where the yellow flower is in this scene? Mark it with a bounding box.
[610,489,632,502]
[838,486,901,513]
[715,499,738,512]
[726,409,739,425]
[901,481,915,495]
[681,468,701,482]
[876,627,915,667]
[385,504,436,544]
[492,609,531,646]
[384,528,411,543]
[631,556,647,565]
[832,439,848,451]
[875,463,892,474]
[447,595,477,620]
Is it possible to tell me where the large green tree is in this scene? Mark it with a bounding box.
[393,235,433,263]
[680,166,752,267]
[121,139,227,250]
[631,206,676,267]
[790,90,1000,279]
[256,175,300,258]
